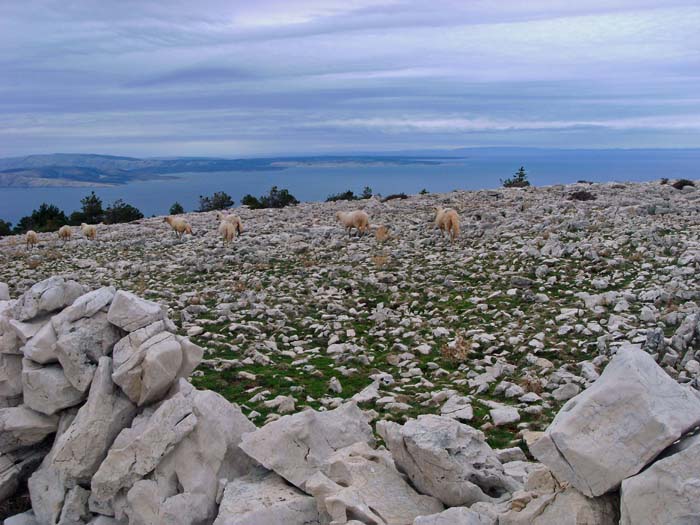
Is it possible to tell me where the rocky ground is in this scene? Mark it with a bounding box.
[1,179,699,453]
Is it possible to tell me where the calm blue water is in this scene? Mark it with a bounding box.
[1,148,698,224]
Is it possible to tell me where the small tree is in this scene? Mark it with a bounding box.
[198,191,234,212]
[0,219,12,237]
[104,199,144,224]
[361,186,373,199]
[169,202,184,215]
[419,188,429,195]
[502,166,530,188]
[70,191,104,224]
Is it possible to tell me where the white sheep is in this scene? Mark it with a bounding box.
[25,230,38,249]
[81,223,97,240]
[435,207,460,242]
[164,216,192,238]
[218,221,238,243]
[215,211,243,237]
[336,210,370,237]
[58,225,72,241]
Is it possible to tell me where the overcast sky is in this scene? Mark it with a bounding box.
[1,0,699,157]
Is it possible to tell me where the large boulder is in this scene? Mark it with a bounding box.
[498,464,618,525]
[413,507,496,525]
[0,353,24,407]
[0,312,21,355]
[0,405,58,453]
[50,357,136,484]
[134,380,257,523]
[377,415,519,506]
[530,345,700,496]
[13,277,84,322]
[21,359,86,415]
[54,312,123,393]
[214,469,322,525]
[239,402,374,490]
[107,291,166,332]
[620,432,700,524]
[91,389,197,502]
[21,321,58,364]
[305,442,443,525]
[0,446,49,502]
[111,331,202,406]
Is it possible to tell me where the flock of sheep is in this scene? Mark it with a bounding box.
[22,205,461,249]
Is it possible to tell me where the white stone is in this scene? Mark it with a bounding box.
[13,277,85,321]
[107,290,166,332]
[21,359,86,415]
[413,507,496,525]
[0,405,58,453]
[306,442,443,525]
[378,415,519,507]
[239,402,374,490]
[620,432,700,525]
[531,345,700,497]
[214,469,321,525]
[490,406,520,426]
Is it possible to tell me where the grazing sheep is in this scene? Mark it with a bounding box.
[163,216,192,238]
[215,211,243,237]
[25,230,38,249]
[336,210,370,237]
[81,223,97,240]
[375,225,390,242]
[435,207,460,242]
[58,225,72,241]
[218,221,238,243]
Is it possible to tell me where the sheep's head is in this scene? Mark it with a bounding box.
[80,223,87,228]
[335,211,342,220]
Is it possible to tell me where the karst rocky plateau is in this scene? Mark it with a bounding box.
[0,179,699,524]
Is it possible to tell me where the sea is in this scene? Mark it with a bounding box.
[1,148,698,224]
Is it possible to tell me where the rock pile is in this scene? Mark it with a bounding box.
[2,278,700,523]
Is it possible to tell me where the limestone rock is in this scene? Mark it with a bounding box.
[413,507,496,525]
[22,359,86,415]
[54,312,123,393]
[13,277,84,322]
[214,469,322,525]
[91,389,197,501]
[620,432,700,525]
[111,331,203,406]
[0,353,24,406]
[107,290,166,332]
[306,442,443,525]
[531,345,700,497]
[0,446,49,502]
[51,357,136,484]
[239,402,374,490]
[0,405,58,453]
[377,415,519,506]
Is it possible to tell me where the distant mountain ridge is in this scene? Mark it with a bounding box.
[0,153,443,188]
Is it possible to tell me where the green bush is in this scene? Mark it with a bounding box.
[242,186,299,209]
[672,179,695,190]
[381,193,408,202]
[326,190,357,202]
[69,191,105,225]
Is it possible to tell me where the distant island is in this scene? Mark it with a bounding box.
[0,153,444,188]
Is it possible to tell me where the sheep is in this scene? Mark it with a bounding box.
[218,220,238,243]
[57,225,72,241]
[336,210,370,237]
[435,207,460,242]
[215,211,243,237]
[81,223,97,240]
[25,230,38,249]
[163,216,192,238]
